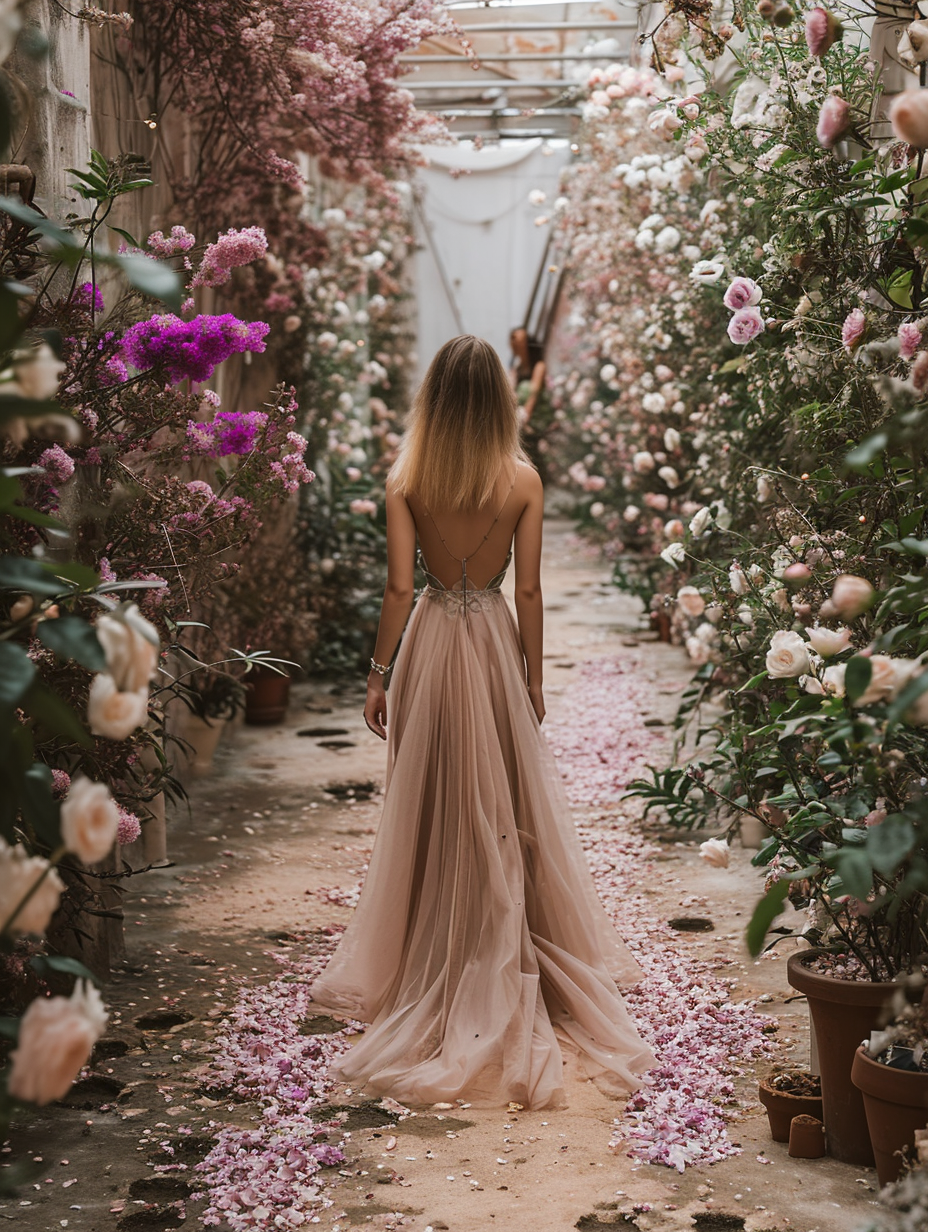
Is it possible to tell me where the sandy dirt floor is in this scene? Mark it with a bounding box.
[7,520,883,1232]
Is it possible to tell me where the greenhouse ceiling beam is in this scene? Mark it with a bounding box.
[456,21,637,32]
[400,51,628,62]
[441,130,570,139]
[404,79,583,90]
[433,106,580,115]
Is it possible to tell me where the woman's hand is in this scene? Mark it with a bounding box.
[364,673,388,740]
[528,683,545,725]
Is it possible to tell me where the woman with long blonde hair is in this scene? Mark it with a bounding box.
[309,335,654,1108]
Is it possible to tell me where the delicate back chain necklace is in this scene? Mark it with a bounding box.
[421,471,516,615]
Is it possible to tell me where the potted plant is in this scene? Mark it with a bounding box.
[851,980,928,1185]
[172,669,247,775]
[758,1069,823,1143]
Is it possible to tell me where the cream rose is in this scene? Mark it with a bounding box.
[729,564,749,596]
[7,980,108,1105]
[87,674,149,741]
[60,776,120,865]
[677,586,706,618]
[686,636,710,665]
[699,838,730,868]
[0,839,64,935]
[766,630,812,678]
[855,656,919,708]
[831,574,875,619]
[806,626,852,657]
[95,605,159,693]
[823,663,847,697]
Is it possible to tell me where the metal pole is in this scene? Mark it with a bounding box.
[400,52,629,62]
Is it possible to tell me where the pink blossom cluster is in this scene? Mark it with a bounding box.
[147,225,197,257]
[116,807,142,845]
[191,227,269,289]
[192,933,357,1228]
[37,444,75,485]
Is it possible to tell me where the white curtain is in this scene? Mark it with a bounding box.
[412,139,571,378]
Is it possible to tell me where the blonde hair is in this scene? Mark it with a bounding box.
[390,335,530,510]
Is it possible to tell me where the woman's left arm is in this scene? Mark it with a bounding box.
[364,482,417,740]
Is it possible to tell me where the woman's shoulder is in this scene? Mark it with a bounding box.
[512,458,542,499]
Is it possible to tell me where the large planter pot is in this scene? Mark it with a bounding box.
[245,668,291,726]
[176,713,226,776]
[786,949,897,1166]
[851,1045,928,1186]
[758,1071,823,1142]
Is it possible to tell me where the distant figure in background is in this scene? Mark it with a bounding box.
[509,325,552,481]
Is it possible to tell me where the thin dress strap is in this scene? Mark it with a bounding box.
[420,470,517,615]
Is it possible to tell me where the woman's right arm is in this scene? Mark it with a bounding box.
[364,482,416,740]
[513,466,545,724]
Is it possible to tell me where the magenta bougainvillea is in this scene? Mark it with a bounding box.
[120,313,270,383]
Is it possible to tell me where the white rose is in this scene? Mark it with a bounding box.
[699,838,730,868]
[13,343,67,401]
[623,505,641,523]
[757,475,774,502]
[806,626,852,658]
[766,630,812,678]
[738,606,754,626]
[665,518,685,541]
[0,839,64,935]
[855,657,919,708]
[589,501,605,518]
[695,622,718,644]
[677,586,706,618]
[632,451,655,474]
[95,605,159,693]
[600,363,617,382]
[7,980,108,1106]
[60,776,120,865]
[689,506,712,538]
[686,636,710,665]
[658,465,680,488]
[729,564,749,595]
[642,392,666,414]
[663,427,681,452]
[87,674,149,741]
[801,674,824,696]
[831,574,875,619]
[823,663,847,697]
[660,542,686,568]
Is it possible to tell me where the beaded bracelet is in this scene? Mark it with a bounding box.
[369,657,390,676]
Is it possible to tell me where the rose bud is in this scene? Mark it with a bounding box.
[757,0,776,17]
[817,94,850,148]
[805,7,843,57]
[773,4,796,26]
[783,562,812,585]
[890,89,928,149]
[831,573,875,618]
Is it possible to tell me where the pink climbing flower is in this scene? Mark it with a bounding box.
[805,7,842,58]
[898,321,922,361]
[816,94,850,148]
[727,307,765,345]
[37,444,75,485]
[191,227,269,288]
[116,807,142,845]
[842,308,867,352]
[722,277,762,311]
[146,226,196,257]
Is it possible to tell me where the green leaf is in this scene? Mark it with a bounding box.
[0,642,35,708]
[37,615,106,672]
[845,432,888,470]
[746,878,789,956]
[4,503,66,530]
[866,814,916,876]
[0,196,81,251]
[20,680,92,747]
[20,762,60,847]
[29,954,102,987]
[107,225,141,249]
[736,670,768,693]
[845,656,873,704]
[833,847,873,900]
[107,253,181,311]
[718,357,746,374]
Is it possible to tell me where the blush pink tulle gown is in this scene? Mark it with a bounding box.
[308,517,656,1110]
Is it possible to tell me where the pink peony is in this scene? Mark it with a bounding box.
[898,322,922,360]
[890,89,928,149]
[805,7,842,57]
[723,277,762,311]
[816,94,850,148]
[841,308,867,352]
[727,306,765,345]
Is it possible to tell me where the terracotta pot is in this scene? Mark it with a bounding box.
[650,610,673,643]
[758,1072,823,1142]
[788,1115,826,1159]
[245,668,291,726]
[175,712,226,777]
[787,950,897,1166]
[851,1045,928,1186]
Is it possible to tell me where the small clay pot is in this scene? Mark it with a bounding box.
[789,1114,826,1159]
[758,1071,823,1142]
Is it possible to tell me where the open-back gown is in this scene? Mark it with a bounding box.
[308,485,656,1109]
